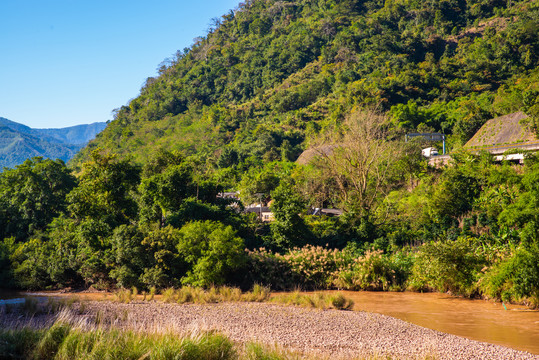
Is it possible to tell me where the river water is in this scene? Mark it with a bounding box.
[336,291,539,355]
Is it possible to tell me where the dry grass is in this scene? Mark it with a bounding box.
[271,291,354,310]
[112,285,272,305]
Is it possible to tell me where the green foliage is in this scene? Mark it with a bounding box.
[139,161,196,224]
[270,183,312,249]
[177,221,246,287]
[140,225,186,289]
[431,167,481,220]
[409,237,487,296]
[333,249,413,291]
[0,238,14,287]
[481,243,539,307]
[0,157,76,241]
[67,151,140,227]
[9,237,52,289]
[108,224,147,289]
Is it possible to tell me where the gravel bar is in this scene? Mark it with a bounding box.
[58,301,539,360]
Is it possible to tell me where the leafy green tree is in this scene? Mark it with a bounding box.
[0,157,76,241]
[430,168,481,221]
[270,183,312,249]
[9,236,52,290]
[67,151,140,227]
[177,221,245,287]
[237,167,280,206]
[0,238,15,288]
[109,224,147,288]
[140,225,186,289]
[74,218,114,288]
[139,163,194,225]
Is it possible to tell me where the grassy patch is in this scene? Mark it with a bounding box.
[271,291,354,310]
[113,285,271,304]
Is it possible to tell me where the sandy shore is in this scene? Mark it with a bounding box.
[3,300,537,360]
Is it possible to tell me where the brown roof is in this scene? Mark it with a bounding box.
[295,145,337,165]
[464,112,535,149]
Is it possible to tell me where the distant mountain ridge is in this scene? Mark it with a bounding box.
[0,117,106,169]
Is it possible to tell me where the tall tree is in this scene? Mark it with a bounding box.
[67,151,140,227]
[0,157,76,241]
[313,109,412,218]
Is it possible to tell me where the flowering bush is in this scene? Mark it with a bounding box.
[246,245,413,291]
[282,245,353,289]
[332,249,413,291]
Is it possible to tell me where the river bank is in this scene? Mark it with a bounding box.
[16,288,539,355]
[1,299,538,360]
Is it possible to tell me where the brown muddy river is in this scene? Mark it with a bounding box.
[335,291,539,355]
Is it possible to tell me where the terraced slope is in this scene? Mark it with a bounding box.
[464,112,539,153]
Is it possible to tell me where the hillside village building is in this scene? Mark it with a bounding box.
[429,112,538,166]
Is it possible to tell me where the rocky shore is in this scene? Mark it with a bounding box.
[4,300,536,360]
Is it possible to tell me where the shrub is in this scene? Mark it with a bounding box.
[480,244,539,307]
[282,245,352,289]
[332,249,412,291]
[245,248,295,290]
[408,237,487,297]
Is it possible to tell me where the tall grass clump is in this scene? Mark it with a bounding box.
[0,328,42,359]
[242,284,271,302]
[148,286,157,301]
[162,287,177,303]
[113,288,135,303]
[0,323,237,360]
[33,322,72,360]
[271,291,354,310]
[54,329,236,360]
[163,285,271,304]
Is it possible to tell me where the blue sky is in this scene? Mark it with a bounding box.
[0,0,240,128]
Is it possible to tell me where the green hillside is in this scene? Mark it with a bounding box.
[75,0,539,170]
[2,0,539,305]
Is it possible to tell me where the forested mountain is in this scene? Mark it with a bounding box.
[0,118,106,169]
[34,122,108,145]
[75,0,539,170]
[2,0,539,305]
